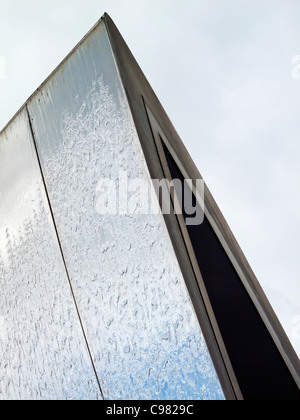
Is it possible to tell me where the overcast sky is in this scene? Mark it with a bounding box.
[0,0,300,356]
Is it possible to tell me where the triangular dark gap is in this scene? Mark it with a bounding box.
[161,141,300,401]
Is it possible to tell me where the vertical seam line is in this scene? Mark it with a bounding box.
[25,104,105,400]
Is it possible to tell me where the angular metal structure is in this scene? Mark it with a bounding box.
[0,14,299,400]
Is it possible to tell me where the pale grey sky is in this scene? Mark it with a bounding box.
[0,0,300,355]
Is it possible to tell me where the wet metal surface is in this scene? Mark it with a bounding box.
[27,21,224,400]
[0,110,102,400]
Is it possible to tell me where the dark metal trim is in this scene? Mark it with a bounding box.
[144,102,243,400]
[104,14,239,400]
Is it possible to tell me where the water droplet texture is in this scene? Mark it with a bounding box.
[1,21,224,400]
[0,111,101,400]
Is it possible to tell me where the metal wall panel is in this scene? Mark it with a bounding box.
[0,110,102,400]
[27,21,224,400]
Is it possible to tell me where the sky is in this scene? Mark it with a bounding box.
[0,0,300,357]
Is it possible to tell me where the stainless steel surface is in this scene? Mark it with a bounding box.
[27,20,224,400]
[0,110,102,400]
